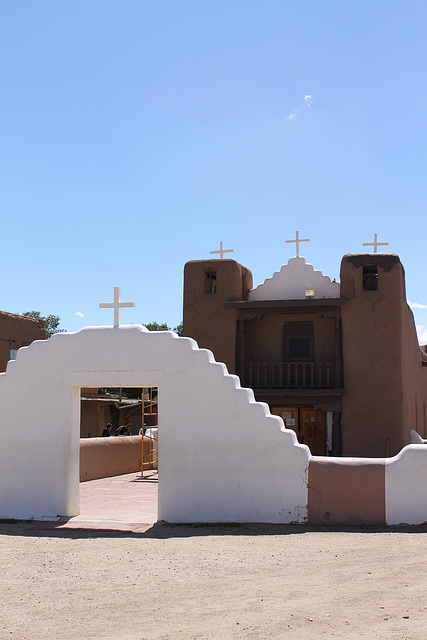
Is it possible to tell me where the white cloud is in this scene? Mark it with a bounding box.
[287,95,313,121]
[75,311,84,318]
[408,300,427,309]
[417,325,427,344]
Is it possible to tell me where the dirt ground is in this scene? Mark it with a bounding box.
[1,521,426,640]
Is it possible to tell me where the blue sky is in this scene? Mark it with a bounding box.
[1,1,426,341]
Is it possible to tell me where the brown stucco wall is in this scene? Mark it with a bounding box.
[401,303,427,439]
[80,400,113,438]
[0,311,46,372]
[340,254,408,457]
[308,457,386,525]
[80,435,157,481]
[245,314,336,363]
[183,259,253,373]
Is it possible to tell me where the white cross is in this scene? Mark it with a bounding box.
[285,231,310,257]
[99,286,135,327]
[210,241,234,259]
[363,233,389,253]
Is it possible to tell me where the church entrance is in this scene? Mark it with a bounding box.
[272,407,327,455]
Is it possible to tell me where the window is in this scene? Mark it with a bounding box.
[363,266,378,291]
[10,349,18,361]
[284,323,314,362]
[205,270,217,294]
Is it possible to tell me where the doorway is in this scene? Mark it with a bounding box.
[78,385,159,524]
[272,407,327,455]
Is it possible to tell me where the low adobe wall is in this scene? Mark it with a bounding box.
[308,457,386,525]
[79,436,157,482]
[308,445,427,526]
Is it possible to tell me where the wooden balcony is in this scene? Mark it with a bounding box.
[244,362,335,389]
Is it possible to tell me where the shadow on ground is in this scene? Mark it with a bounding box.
[1,519,427,540]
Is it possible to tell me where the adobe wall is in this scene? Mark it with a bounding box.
[308,457,385,525]
[0,311,45,372]
[307,446,427,525]
[80,400,100,438]
[183,260,253,374]
[79,435,156,481]
[400,303,427,438]
[245,313,336,363]
[0,325,309,522]
[385,445,427,525]
[340,255,407,457]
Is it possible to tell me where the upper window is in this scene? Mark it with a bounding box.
[363,266,378,291]
[284,323,314,362]
[205,270,217,294]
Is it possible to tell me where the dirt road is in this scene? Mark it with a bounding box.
[1,522,426,640]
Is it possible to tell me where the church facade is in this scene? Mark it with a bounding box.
[183,252,427,457]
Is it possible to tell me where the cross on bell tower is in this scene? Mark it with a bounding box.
[363,233,389,253]
[210,241,234,259]
[99,286,135,327]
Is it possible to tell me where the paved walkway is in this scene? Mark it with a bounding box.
[36,471,158,533]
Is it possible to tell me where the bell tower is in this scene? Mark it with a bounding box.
[183,259,253,374]
[340,253,408,456]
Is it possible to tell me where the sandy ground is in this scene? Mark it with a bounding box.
[1,522,427,640]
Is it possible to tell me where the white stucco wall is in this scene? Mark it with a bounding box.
[0,326,310,523]
[385,445,427,525]
[249,256,340,301]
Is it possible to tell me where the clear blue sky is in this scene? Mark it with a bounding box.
[1,1,426,341]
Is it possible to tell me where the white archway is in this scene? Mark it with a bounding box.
[0,326,310,523]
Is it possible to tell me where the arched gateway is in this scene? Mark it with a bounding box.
[0,326,309,523]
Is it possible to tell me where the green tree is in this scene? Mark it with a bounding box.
[173,321,183,337]
[144,321,170,332]
[144,321,183,336]
[22,311,65,338]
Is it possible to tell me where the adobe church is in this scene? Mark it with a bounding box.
[183,239,427,458]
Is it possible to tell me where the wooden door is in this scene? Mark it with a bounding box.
[271,407,299,437]
[300,409,326,455]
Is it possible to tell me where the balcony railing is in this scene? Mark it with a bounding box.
[244,362,335,389]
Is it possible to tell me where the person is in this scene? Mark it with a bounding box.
[116,423,132,436]
[138,423,147,436]
[101,423,113,437]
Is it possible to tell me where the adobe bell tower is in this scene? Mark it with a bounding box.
[183,259,253,374]
[340,253,412,457]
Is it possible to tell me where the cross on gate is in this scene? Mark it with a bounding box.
[363,233,389,253]
[210,241,234,259]
[99,286,135,327]
[285,231,310,257]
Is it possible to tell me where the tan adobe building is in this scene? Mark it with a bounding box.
[183,253,427,458]
[0,311,46,372]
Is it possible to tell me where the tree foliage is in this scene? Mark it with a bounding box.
[144,321,183,336]
[174,322,183,337]
[144,321,170,332]
[22,311,65,338]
